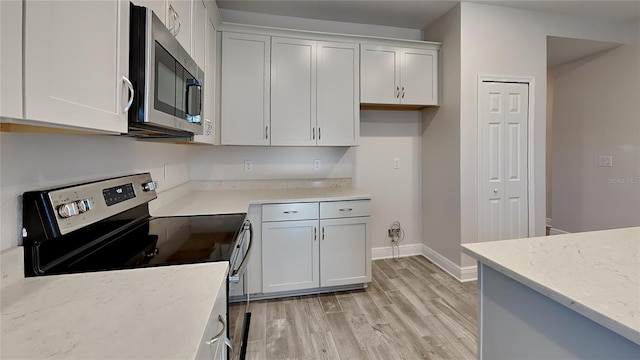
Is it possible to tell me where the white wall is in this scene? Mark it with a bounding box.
[0,133,191,250]
[546,67,554,222]
[458,2,634,266]
[355,111,422,251]
[551,25,640,232]
[422,4,462,266]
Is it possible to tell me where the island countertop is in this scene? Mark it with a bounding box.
[462,227,640,345]
[1,262,228,359]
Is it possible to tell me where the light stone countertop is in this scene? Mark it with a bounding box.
[150,182,372,217]
[462,227,640,345]
[1,262,228,359]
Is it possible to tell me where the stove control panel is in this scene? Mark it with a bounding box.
[41,173,158,236]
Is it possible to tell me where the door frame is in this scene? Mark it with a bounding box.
[477,75,536,239]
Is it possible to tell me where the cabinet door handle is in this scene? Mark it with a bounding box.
[318,127,321,140]
[174,13,182,36]
[322,226,325,240]
[314,227,317,241]
[283,210,298,214]
[205,315,226,345]
[402,86,405,99]
[122,76,134,113]
[265,126,269,140]
[396,86,400,99]
[339,208,353,212]
[167,5,176,34]
[312,127,315,140]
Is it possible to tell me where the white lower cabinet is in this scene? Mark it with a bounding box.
[261,200,371,295]
[195,275,228,360]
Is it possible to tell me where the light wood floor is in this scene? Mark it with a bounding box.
[230,256,478,360]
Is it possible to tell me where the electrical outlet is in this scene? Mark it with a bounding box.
[393,157,400,169]
[244,160,253,172]
[313,159,321,171]
[388,228,401,238]
[598,155,613,167]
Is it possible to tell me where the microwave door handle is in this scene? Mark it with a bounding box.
[185,83,202,119]
[229,221,253,282]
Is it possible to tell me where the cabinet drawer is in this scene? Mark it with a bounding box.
[320,200,371,219]
[262,202,319,222]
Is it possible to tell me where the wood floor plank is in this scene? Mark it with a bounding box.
[376,259,401,279]
[284,299,314,359]
[381,304,445,360]
[310,331,341,360]
[366,279,393,307]
[265,318,288,359]
[299,296,331,334]
[372,262,397,292]
[245,340,266,360]
[385,290,434,337]
[248,301,267,342]
[318,293,343,314]
[337,294,387,350]
[266,298,286,321]
[326,311,367,360]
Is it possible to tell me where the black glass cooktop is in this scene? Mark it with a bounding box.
[32,213,246,275]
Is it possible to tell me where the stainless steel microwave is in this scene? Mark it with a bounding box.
[128,3,203,138]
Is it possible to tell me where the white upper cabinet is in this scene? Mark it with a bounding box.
[192,19,218,144]
[317,41,359,146]
[22,0,130,133]
[167,0,192,53]
[270,37,317,146]
[192,0,207,69]
[361,44,438,106]
[220,32,271,145]
[0,0,23,120]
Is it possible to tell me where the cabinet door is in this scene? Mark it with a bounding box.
[270,37,316,146]
[221,32,270,145]
[317,41,359,146]
[195,277,228,360]
[320,217,371,287]
[23,0,129,133]
[360,44,400,104]
[0,0,22,119]
[167,0,192,53]
[262,220,319,293]
[400,48,438,105]
[192,0,206,69]
[192,18,217,144]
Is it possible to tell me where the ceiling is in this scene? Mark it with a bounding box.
[216,0,640,30]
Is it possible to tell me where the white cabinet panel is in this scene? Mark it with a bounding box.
[23,0,129,133]
[360,44,400,104]
[192,18,217,145]
[317,41,359,146]
[0,0,22,119]
[192,0,206,69]
[320,217,371,287]
[401,48,438,106]
[262,220,319,293]
[221,32,270,145]
[195,275,228,360]
[168,0,192,53]
[270,37,317,146]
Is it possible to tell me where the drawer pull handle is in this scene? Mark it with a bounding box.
[283,210,298,214]
[339,208,353,212]
[205,315,226,345]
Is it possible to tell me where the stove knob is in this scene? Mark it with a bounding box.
[77,199,92,213]
[58,202,79,218]
[142,181,158,192]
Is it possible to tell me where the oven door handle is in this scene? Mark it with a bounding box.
[229,220,253,283]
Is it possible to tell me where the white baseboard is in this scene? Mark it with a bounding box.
[549,227,570,235]
[546,217,552,227]
[422,244,477,282]
[371,243,423,260]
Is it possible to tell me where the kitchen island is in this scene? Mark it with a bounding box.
[1,251,229,360]
[462,227,640,359]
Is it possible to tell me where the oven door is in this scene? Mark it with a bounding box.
[228,220,253,283]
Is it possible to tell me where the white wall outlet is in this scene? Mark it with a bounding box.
[393,157,400,169]
[244,160,253,172]
[598,155,613,167]
[313,159,321,171]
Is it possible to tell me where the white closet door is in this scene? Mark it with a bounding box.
[480,81,529,241]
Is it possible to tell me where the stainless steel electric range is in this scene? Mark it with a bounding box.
[21,172,251,359]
